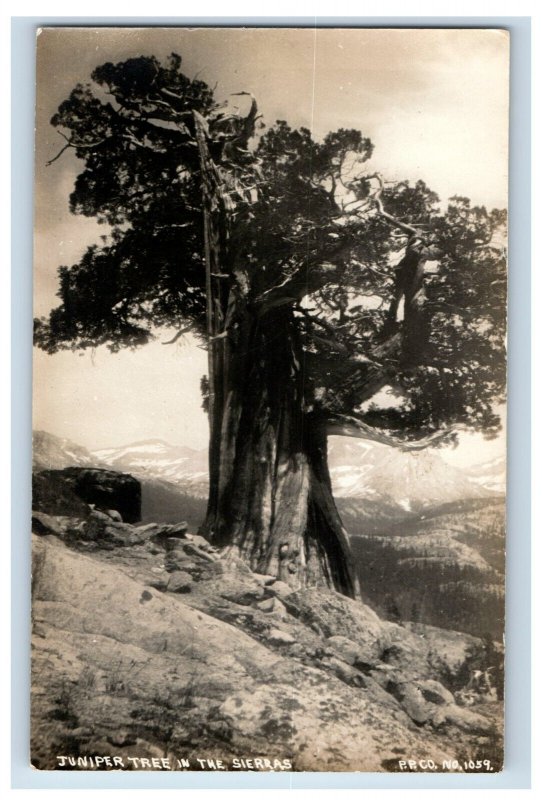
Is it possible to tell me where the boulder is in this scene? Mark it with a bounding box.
[257,597,276,613]
[325,634,380,669]
[135,523,160,535]
[387,679,456,726]
[32,512,69,537]
[164,551,194,573]
[220,580,265,606]
[79,512,133,546]
[432,705,494,734]
[35,467,141,523]
[266,628,296,646]
[129,525,164,545]
[147,576,169,592]
[182,542,217,562]
[252,573,278,586]
[416,679,455,707]
[164,537,188,552]
[395,683,435,725]
[185,533,216,552]
[320,656,367,688]
[167,571,193,594]
[265,581,295,600]
[32,471,90,518]
[257,597,288,618]
[153,521,189,543]
[282,588,385,663]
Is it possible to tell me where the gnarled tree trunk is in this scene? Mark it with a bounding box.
[195,111,357,597]
[201,302,357,598]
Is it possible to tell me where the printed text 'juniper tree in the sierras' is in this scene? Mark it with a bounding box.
[35,54,507,597]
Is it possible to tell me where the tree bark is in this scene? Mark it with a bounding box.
[195,111,356,597]
[201,302,358,598]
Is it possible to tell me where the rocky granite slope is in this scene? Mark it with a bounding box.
[31,508,503,773]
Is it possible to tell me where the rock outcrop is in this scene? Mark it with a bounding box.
[31,511,503,773]
[32,472,91,519]
[33,467,142,523]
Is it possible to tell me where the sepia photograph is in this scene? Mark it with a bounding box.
[31,26,508,773]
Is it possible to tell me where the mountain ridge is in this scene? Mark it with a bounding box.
[33,431,505,514]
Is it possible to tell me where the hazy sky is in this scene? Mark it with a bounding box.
[33,27,509,462]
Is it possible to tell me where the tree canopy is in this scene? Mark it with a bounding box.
[35,52,507,448]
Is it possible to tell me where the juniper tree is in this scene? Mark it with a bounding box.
[35,54,506,597]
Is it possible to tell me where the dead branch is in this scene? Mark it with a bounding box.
[46,131,107,166]
[162,326,193,345]
[326,413,457,451]
[361,173,419,236]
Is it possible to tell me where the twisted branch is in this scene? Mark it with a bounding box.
[46,131,107,166]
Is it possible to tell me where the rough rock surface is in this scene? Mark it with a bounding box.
[34,468,142,523]
[32,472,91,519]
[31,515,503,773]
[167,571,193,594]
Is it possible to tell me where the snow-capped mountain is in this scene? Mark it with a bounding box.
[34,431,503,516]
[327,436,496,513]
[33,430,98,471]
[93,439,209,498]
[464,455,506,494]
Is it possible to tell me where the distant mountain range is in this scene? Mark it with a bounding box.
[93,439,210,498]
[32,431,209,528]
[33,431,97,471]
[328,436,502,502]
[463,456,507,494]
[32,430,506,638]
[33,430,505,527]
[326,436,504,527]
